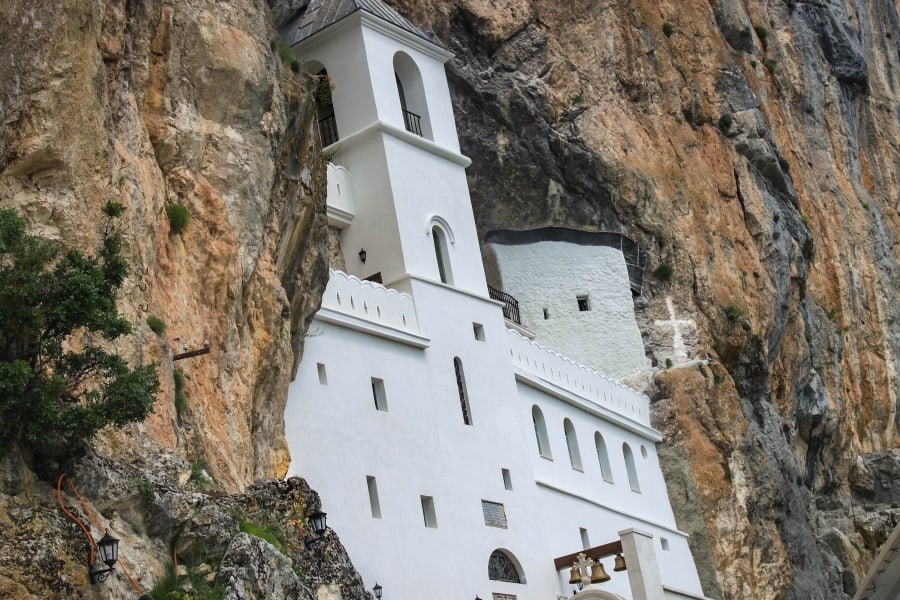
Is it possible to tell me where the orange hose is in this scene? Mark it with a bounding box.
[59,474,145,594]
[56,474,95,567]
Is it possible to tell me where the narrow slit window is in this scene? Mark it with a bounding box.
[661,537,670,551]
[580,527,591,550]
[564,419,583,471]
[317,363,328,385]
[623,442,641,493]
[420,495,437,528]
[532,405,552,460]
[501,468,513,491]
[543,307,550,320]
[595,432,614,483]
[371,377,388,411]
[473,322,485,341]
[366,476,382,518]
[577,295,591,311]
[454,357,472,425]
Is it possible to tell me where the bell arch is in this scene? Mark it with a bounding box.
[570,590,626,600]
[393,51,432,139]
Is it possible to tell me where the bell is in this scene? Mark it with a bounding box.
[590,562,611,583]
[568,565,582,584]
[614,553,627,572]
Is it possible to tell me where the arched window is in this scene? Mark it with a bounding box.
[564,419,582,471]
[488,549,525,583]
[393,51,432,139]
[532,406,551,460]
[623,443,641,493]
[432,225,453,284]
[454,357,472,425]
[595,432,614,483]
[313,66,339,146]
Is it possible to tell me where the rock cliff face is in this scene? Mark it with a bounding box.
[0,0,360,597]
[0,0,328,490]
[384,0,900,598]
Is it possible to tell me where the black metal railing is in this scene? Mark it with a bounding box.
[318,114,339,147]
[488,285,521,325]
[402,109,423,137]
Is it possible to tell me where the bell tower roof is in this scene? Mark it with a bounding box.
[282,0,442,48]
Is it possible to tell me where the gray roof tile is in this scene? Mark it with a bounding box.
[282,0,439,48]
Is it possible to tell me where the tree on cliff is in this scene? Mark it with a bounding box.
[0,205,158,457]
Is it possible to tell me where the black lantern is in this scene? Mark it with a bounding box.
[89,531,119,583]
[372,582,383,599]
[358,248,367,263]
[304,511,328,549]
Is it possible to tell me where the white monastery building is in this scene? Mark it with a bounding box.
[282,2,711,599]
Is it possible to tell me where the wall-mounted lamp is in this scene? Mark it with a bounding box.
[304,511,328,549]
[372,582,383,598]
[89,531,119,583]
[358,248,367,263]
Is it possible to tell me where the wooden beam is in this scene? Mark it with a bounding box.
[553,540,623,571]
[173,346,211,361]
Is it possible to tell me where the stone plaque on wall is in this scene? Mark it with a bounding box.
[482,500,508,528]
[492,594,516,600]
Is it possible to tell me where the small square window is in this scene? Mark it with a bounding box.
[577,295,591,311]
[473,322,485,341]
[421,495,437,528]
[371,377,388,411]
[501,468,512,490]
[317,363,328,385]
[580,527,591,550]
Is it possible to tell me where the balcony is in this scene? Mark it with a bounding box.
[402,109,422,137]
[318,113,339,147]
[488,285,521,325]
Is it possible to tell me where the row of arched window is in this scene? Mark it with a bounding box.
[532,405,643,493]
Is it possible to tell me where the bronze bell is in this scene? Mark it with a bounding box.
[614,553,627,572]
[590,561,611,583]
[568,565,582,584]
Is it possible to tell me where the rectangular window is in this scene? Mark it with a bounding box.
[371,377,388,411]
[482,500,508,528]
[366,476,382,519]
[580,527,591,550]
[577,295,591,311]
[661,537,670,551]
[543,307,550,320]
[501,468,512,491]
[420,495,437,528]
[317,363,328,385]
[473,322,485,341]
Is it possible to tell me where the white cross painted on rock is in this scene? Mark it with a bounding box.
[654,297,693,359]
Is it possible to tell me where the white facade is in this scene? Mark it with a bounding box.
[283,3,709,599]
[488,240,649,380]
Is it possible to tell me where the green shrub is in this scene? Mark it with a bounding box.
[146,316,166,335]
[132,477,155,504]
[763,59,777,74]
[724,304,746,322]
[653,262,674,281]
[750,59,758,68]
[166,203,190,235]
[239,520,284,551]
[174,368,188,416]
[662,21,675,37]
[189,460,214,489]
[571,94,584,104]
[0,208,159,455]
[754,25,769,49]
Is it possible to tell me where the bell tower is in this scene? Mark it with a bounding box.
[283,0,488,296]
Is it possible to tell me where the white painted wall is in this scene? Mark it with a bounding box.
[489,241,649,380]
[284,273,706,600]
